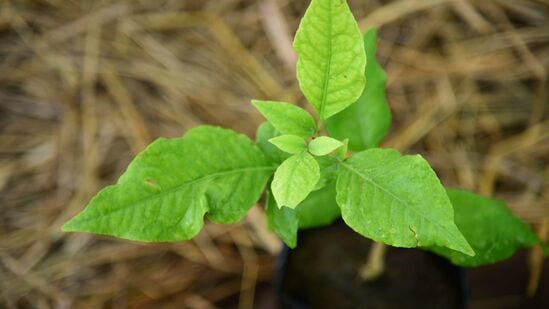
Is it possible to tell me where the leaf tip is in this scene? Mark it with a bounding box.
[453,226,475,257]
[251,99,266,113]
[365,27,378,37]
[465,247,476,257]
[60,223,70,232]
[459,241,475,257]
[61,218,78,233]
[61,212,90,234]
[286,240,297,249]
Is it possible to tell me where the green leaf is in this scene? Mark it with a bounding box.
[252,100,316,138]
[269,135,306,154]
[308,136,343,156]
[271,151,320,209]
[266,190,299,248]
[256,122,290,164]
[265,182,341,248]
[336,148,474,256]
[326,28,391,151]
[294,0,366,120]
[63,126,274,242]
[297,181,340,229]
[430,189,542,267]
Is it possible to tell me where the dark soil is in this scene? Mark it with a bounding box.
[277,221,549,309]
[467,249,549,308]
[279,221,464,309]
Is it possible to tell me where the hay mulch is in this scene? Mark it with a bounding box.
[1,0,548,308]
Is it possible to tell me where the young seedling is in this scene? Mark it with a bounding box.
[63,0,547,275]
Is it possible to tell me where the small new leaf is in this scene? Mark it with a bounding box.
[269,135,306,154]
[294,0,366,120]
[308,136,343,156]
[252,100,316,139]
[272,151,320,209]
[63,126,274,242]
[430,189,543,267]
[337,148,474,256]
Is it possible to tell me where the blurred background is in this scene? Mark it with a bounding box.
[0,0,548,308]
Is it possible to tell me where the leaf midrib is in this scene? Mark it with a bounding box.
[73,166,276,223]
[318,0,333,121]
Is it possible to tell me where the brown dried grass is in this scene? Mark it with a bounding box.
[0,0,547,308]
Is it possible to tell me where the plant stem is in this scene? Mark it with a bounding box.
[527,217,548,297]
[315,118,324,136]
[359,242,387,281]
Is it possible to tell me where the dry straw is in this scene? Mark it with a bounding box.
[0,0,547,307]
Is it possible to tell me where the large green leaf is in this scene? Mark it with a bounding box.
[326,28,391,151]
[266,182,340,248]
[294,0,366,120]
[63,126,274,242]
[336,148,474,256]
[271,151,320,209]
[252,100,316,139]
[256,122,290,164]
[431,189,542,267]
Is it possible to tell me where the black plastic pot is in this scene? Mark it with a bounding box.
[275,221,468,309]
